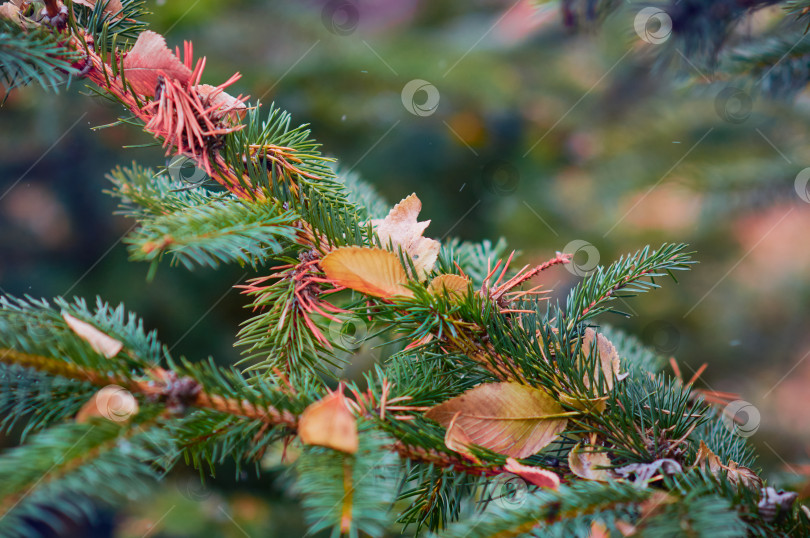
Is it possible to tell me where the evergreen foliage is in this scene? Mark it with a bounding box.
[0,1,808,537]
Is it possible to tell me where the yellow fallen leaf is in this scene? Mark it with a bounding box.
[568,442,612,481]
[62,312,123,358]
[76,385,139,423]
[427,274,471,300]
[370,194,440,280]
[321,246,413,298]
[299,392,358,454]
[425,382,568,458]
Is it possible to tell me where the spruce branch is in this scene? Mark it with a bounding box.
[564,243,694,330]
[1,6,806,536]
[125,195,300,269]
[0,19,81,97]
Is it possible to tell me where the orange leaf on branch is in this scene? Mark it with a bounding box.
[424,382,571,458]
[62,312,123,358]
[299,391,358,454]
[321,246,414,299]
[427,274,471,301]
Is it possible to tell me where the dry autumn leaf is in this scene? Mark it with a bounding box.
[424,382,569,459]
[616,458,682,484]
[568,442,613,481]
[559,393,609,414]
[62,312,123,358]
[73,0,123,17]
[370,194,440,280]
[321,246,413,299]
[427,274,470,300]
[196,84,247,123]
[581,328,625,392]
[694,440,762,490]
[444,411,480,463]
[589,521,610,538]
[299,392,358,454]
[76,385,139,423]
[504,457,560,489]
[0,2,21,24]
[123,30,192,97]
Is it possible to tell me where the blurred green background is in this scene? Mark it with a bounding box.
[2,0,810,535]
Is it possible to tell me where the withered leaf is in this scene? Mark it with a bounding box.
[444,411,480,463]
[370,194,440,280]
[321,246,413,299]
[504,457,560,489]
[568,442,613,481]
[196,84,247,123]
[123,30,192,97]
[614,520,638,537]
[424,382,568,459]
[73,0,123,17]
[62,312,123,358]
[559,393,608,414]
[427,274,470,300]
[299,392,358,454]
[76,385,139,423]
[581,328,625,392]
[694,440,762,490]
[0,2,21,25]
[589,521,610,538]
[616,458,681,484]
[758,486,798,522]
